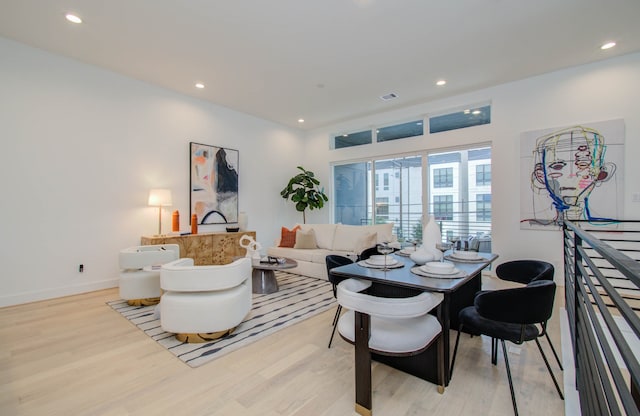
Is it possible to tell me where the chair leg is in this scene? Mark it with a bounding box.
[500,340,519,416]
[450,324,464,380]
[328,305,342,348]
[491,337,498,365]
[544,332,564,371]
[535,338,564,400]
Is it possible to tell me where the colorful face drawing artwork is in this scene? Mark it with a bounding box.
[190,142,239,225]
[527,126,617,226]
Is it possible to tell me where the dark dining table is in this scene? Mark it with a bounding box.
[331,250,498,415]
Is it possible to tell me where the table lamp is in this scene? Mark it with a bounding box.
[148,188,172,236]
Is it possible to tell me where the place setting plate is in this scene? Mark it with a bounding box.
[411,261,467,278]
[396,246,419,257]
[445,251,485,263]
[357,255,404,269]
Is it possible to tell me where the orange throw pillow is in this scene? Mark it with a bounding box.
[279,225,301,247]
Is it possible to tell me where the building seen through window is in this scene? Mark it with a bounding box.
[333,146,491,245]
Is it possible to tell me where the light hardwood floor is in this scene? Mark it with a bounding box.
[0,276,566,416]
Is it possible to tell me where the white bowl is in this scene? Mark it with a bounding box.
[452,251,480,260]
[366,255,394,265]
[423,261,455,273]
[410,250,435,265]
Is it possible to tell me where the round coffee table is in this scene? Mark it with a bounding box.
[251,258,297,294]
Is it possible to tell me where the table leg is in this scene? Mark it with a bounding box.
[251,269,279,294]
[354,311,372,416]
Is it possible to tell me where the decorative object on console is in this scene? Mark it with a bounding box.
[190,142,239,225]
[239,234,262,260]
[280,166,328,223]
[148,188,172,236]
[238,211,248,231]
[191,214,198,234]
[226,226,240,232]
[172,210,180,232]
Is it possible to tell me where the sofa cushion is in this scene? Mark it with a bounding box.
[332,223,395,251]
[294,228,318,249]
[353,232,377,255]
[279,225,301,247]
[299,223,337,250]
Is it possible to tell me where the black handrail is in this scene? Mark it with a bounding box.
[563,220,640,416]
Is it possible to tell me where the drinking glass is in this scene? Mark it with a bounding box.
[436,242,452,262]
[377,242,394,271]
[449,236,460,256]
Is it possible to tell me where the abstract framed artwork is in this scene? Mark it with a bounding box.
[190,142,239,225]
[519,119,624,230]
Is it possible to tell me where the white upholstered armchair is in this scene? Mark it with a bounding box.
[160,257,252,343]
[119,244,180,306]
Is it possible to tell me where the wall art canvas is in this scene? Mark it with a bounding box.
[190,142,239,225]
[519,119,624,230]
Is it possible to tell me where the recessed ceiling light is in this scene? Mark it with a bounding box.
[601,41,616,50]
[463,109,471,114]
[65,13,82,24]
[195,83,205,89]
[298,119,305,123]
[436,80,447,86]
[472,110,481,115]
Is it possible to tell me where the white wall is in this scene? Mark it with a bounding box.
[0,37,305,307]
[3,36,639,306]
[303,52,640,278]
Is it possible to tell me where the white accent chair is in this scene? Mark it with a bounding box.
[336,278,444,416]
[160,257,252,343]
[119,244,180,306]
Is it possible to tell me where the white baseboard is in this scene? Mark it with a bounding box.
[0,278,118,308]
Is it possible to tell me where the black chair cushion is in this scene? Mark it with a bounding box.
[495,260,554,284]
[459,306,540,344]
[474,280,556,324]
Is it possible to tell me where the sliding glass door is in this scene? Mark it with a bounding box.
[332,145,491,245]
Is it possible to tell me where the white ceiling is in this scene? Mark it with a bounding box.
[1,0,639,130]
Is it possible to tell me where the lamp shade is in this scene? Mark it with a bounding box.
[148,189,172,206]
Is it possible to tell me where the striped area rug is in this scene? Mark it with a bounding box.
[107,272,336,368]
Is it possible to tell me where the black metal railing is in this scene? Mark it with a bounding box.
[563,220,640,416]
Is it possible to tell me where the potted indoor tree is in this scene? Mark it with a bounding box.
[280,166,329,223]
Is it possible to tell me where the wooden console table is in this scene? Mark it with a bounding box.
[141,231,256,265]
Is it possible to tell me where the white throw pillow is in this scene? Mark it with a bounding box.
[294,228,318,249]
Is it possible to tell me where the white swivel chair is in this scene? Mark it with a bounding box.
[337,278,444,416]
[119,244,180,306]
[160,257,252,343]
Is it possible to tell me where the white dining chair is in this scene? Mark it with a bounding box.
[336,278,444,416]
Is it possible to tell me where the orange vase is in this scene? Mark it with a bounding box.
[191,214,198,234]
[172,210,180,232]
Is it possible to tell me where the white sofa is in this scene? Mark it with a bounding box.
[266,223,399,281]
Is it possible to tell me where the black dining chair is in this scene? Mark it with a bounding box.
[449,280,564,416]
[495,260,562,370]
[495,259,555,284]
[325,255,354,348]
